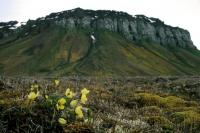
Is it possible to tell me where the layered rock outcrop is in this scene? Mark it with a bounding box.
[51,8,195,48]
[0,8,196,49]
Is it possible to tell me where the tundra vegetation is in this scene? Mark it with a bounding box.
[0,76,200,133]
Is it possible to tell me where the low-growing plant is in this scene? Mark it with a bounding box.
[0,79,94,132]
[146,116,173,130]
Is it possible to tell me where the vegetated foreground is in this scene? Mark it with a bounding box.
[0,76,200,133]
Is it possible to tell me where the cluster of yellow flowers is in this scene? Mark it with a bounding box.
[81,88,90,104]
[56,88,90,125]
[75,105,83,119]
[28,84,40,101]
[26,80,91,126]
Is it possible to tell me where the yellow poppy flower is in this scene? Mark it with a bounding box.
[54,80,60,86]
[81,94,87,104]
[65,89,74,98]
[58,118,67,125]
[28,91,39,101]
[45,95,48,99]
[56,104,65,110]
[56,98,66,110]
[67,91,75,99]
[70,100,78,107]
[58,98,66,105]
[81,88,90,95]
[65,88,70,95]
[75,106,84,118]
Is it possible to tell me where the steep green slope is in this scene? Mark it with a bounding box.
[0,27,200,76]
[142,42,200,74]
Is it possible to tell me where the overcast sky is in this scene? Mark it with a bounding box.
[0,0,200,49]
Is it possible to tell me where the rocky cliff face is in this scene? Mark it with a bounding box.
[0,8,196,49]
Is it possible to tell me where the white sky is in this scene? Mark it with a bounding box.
[0,0,200,49]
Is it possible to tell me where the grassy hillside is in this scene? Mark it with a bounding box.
[0,26,200,76]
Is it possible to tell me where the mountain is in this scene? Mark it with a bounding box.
[0,8,200,76]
